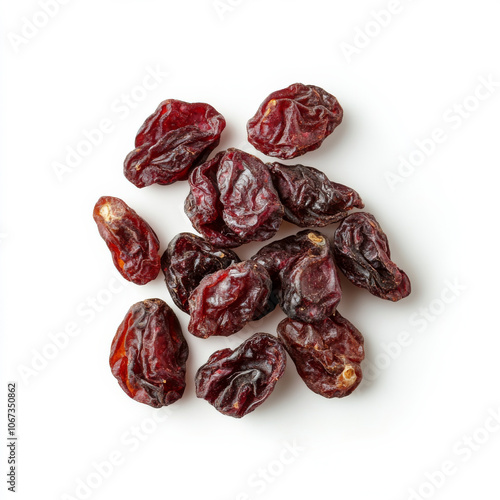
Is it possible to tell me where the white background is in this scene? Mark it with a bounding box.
[1,1,500,499]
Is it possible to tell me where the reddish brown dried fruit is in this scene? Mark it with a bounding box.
[268,162,364,227]
[247,83,343,159]
[93,196,160,285]
[333,212,411,301]
[185,148,284,247]
[110,299,189,408]
[161,232,240,314]
[195,333,286,418]
[188,261,272,338]
[124,100,226,188]
[277,313,364,398]
[253,230,341,322]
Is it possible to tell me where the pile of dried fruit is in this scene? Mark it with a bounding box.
[94,83,411,418]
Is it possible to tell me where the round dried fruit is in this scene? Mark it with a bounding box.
[109,299,189,408]
[124,99,226,187]
[247,83,343,159]
[195,332,286,418]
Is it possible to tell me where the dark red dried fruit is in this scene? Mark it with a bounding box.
[124,100,226,188]
[195,332,286,418]
[161,232,240,314]
[253,230,341,322]
[333,212,411,301]
[185,148,284,247]
[277,313,364,398]
[268,162,364,227]
[93,196,160,285]
[247,83,343,159]
[188,261,272,338]
[110,299,189,408]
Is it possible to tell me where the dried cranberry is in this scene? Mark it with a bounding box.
[93,196,160,285]
[161,232,240,313]
[110,299,189,408]
[253,230,341,322]
[185,148,284,247]
[195,333,286,418]
[333,212,411,301]
[277,313,364,398]
[188,261,272,338]
[247,83,343,159]
[268,162,364,227]
[124,100,226,188]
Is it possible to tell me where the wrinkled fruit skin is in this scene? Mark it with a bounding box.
[110,299,189,408]
[247,83,343,159]
[188,261,272,338]
[195,333,286,418]
[161,232,240,314]
[333,212,411,301]
[268,162,364,227]
[253,230,341,322]
[185,148,284,247]
[124,100,226,188]
[277,313,364,398]
[93,196,161,285]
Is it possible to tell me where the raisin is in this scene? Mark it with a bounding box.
[124,100,226,188]
[185,148,284,247]
[253,230,341,322]
[333,212,411,301]
[188,261,272,338]
[247,83,343,159]
[195,333,286,418]
[93,196,161,285]
[268,162,364,227]
[277,313,364,398]
[109,299,189,408]
[161,232,240,314]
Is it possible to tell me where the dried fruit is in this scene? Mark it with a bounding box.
[247,83,343,159]
[277,313,364,398]
[185,148,284,247]
[195,333,286,418]
[109,299,189,408]
[188,261,272,338]
[333,212,411,301]
[268,162,364,227]
[253,230,341,322]
[124,100,226,188]
[161,232,240,314]
[93,196,160,285]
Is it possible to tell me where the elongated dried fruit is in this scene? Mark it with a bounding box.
[161,232,240,314]
[333,212,411,301]
[277,313,364,398]
[195,333,286,418]
[110,299,189,408]
[185,148,284,248]
[253,230,341,322]
[247,83,343,159]
[188,261,272,338]
[93,196,160,285]
[124,100,226,187]
[268,162,364,227]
